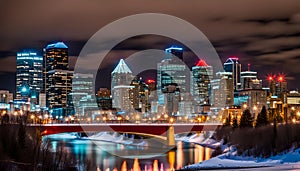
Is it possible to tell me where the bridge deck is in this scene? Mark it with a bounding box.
[28,123,222,136]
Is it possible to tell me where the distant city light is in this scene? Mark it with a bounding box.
[21,87,27,92]
[229,56,239,60]
[147,79,155,84]
[278,75,284,82]
[165,47,183,52]
[268,76,273,81]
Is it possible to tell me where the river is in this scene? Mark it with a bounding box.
[43,132,212,171]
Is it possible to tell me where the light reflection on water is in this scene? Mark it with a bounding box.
[45,133,212,170]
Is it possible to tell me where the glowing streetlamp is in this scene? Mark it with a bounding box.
[87,117,91,123]
[164,114,168,119]
[243,103,247,110]
[253,105,257,111]
[253,105,258,118]
[169,117,175,124]
[30,114,35,124]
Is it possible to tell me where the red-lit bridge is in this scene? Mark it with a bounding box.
[28,123,222,146]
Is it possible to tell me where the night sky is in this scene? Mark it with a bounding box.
[1,0,300,95]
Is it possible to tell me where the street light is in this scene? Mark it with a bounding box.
[253,105,258,118]
[243,103,247,109]
[169,117,175,124]
[30,114,35,124]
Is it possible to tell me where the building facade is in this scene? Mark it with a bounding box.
[72,73,98,116]
[192,59,213,106]
[44,42,72,116]
[97,88,112,110]
[224,57,241,91]
[129,77,150,113]
[210,72,234,108]
[111,59,134,111]
[16,51,43,108]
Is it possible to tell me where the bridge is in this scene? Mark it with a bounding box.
[28,123,222,146]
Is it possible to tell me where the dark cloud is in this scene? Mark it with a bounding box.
[1,0,300,93]
[243,18,290,24]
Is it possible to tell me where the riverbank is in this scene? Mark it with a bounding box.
[181,142,300,170]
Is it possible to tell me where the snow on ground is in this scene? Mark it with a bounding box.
[182,146,300,170]
[44,132,149,146]
[175,132,221,149]
[84,132,149,146]
[178,133,300,170]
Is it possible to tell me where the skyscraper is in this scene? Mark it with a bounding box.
[156,46,193,116]
[224,57,241,91]
[44,42,69,71]
[241,71,257,90]
[192,59,213,105]
[157,46,188,93]
[97,88,112,110]
[44,42,73,116]
[210,71,234,108]
[16,51,43,108]
[130,77,150,113]
[111,59,134,111]
[72,73,97,116]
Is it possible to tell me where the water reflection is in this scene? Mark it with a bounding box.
[46,133,212,170]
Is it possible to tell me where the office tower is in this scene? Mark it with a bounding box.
[16,51,43,106]
[267,75,288,122]
[97,88,112,110]
[210,71,234,108]
[276,76,288,101]
[111,59,134,111]
[72,73,98,116]
[157,46,190,116]
[130,77,150,113]
[47,70,73,115]
[157,46,188,93]
[44,42,72,116]
[224,57,241,91]
[192,59,213,105]
[44,42,69,71]
[268,75,287,98]
[241,70,257,90]
[164,84,181,116]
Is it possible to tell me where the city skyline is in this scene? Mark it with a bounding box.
[1,0,300,93]
[0,40,299,96]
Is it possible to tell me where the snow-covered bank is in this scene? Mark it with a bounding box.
[87,132,149,146]
[175,132,220,149]
[44,132,149,147]
[181,148,300,170]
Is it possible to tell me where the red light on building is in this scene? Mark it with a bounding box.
[147,79,155,84]
[229,56,239,60]
[195,59,208,67]
[268,76,273,81]
[278,76,284,82]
